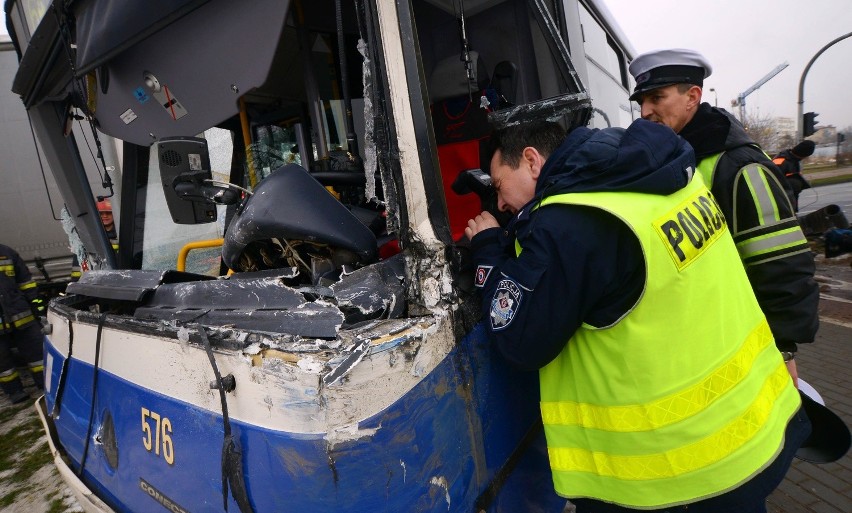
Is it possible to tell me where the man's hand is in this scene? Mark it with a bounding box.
[786,359,798,388]
[465,211,500,240]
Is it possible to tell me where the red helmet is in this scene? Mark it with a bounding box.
[96,199,112,212]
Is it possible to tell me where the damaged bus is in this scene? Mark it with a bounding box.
[5,0,636,511]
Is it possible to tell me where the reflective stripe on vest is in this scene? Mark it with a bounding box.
[527,175,800,508]
[0,369,20,382]
[541,320,773,431]
[697,154,809,265]
[1,257,37,289]
[2,310,35,330]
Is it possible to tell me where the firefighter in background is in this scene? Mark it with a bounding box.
[773,140,816,212]
[97,198,117,240]
[0,243,45,403]
[71,198,119,278]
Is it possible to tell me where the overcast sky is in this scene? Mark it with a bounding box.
[602,0,852,131]
[4,2,850,131]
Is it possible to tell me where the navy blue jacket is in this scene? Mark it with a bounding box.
[470,119,695,371]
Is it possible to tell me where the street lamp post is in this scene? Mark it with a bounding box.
[798,31,852,140]
[709,88,718,108]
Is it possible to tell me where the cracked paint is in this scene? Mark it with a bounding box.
[429,476,451,510]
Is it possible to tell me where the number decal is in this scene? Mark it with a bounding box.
[151,411,161,455]
[162,418,174,465]
[141,408,152,451]
[141,407,175,465]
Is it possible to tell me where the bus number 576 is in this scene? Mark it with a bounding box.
[141,407,175,465]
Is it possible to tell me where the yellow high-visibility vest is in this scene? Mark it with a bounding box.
[526,174,800,508]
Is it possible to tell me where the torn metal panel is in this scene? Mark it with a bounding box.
[66,268,214,301]
[320,316,454,445]
[322,339,370,386]
[404,237,456,315]
[331,252,406,323]
[358,38,379,203]
[135,304,345,339]
[64,252,407,339]
[319,316,432,387]
[140,273,309,310]
[488,91,592,129]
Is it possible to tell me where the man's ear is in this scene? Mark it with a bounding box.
[688,85,703,110]
[522,146,544,180]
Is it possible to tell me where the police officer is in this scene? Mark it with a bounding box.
[628,49,819,387]
[465,119,810,512]
[0,243,45,403]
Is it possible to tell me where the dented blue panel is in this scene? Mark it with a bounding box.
[43,323,564,512]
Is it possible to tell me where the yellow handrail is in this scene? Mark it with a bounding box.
[176,238,225,272]
[240,97,258,188]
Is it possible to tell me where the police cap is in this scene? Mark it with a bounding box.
[796,389,851,463]
[628,49,712,101]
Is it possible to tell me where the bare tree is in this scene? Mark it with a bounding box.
[838,125,852,166]
[743,111,783,153]
[777,133,797,152]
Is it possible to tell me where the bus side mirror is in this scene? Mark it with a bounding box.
[158,136,217,224]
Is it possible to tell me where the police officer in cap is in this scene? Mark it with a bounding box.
[629,49,819,388]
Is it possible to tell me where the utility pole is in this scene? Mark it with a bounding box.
[798,32,852,141]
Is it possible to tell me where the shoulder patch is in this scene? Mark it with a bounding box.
[474,265,493,288]
[490,279,523,331]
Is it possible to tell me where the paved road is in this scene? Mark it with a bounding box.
[767,319,852,513]
[799,181,852,219]
[765,220,852,511]
[799,165,852,215]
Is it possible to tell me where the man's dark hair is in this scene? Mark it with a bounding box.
[488,121,566,168]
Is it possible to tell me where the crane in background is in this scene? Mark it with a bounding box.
[731,62,789,125]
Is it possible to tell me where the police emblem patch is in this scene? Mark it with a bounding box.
[490,279,522,330]
[636,71,650,85]
[474,265,493,288]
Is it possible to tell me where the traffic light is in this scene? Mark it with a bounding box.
[803,111,819,137]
